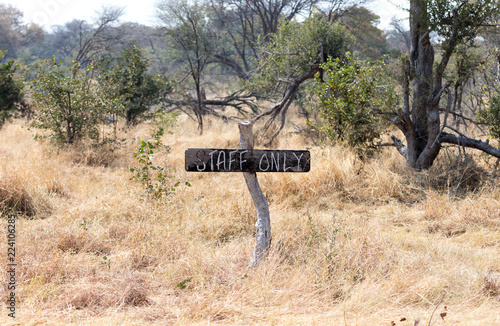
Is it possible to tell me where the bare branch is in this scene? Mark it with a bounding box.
[163,90,256,116]
[437,108,484,130]
[252,65,319,122]
[433,82,451,105]
[440,132,500,158]
[389,135,408,159]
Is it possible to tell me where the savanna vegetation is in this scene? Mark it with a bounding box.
[0,0,500,324]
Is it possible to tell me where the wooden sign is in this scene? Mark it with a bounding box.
[185,148,310,172]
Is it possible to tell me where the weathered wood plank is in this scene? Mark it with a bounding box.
[238,121,271,267]
[185,148,310,172]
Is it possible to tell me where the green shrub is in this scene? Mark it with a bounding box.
[0,51,23,126]
[130,111,190,200]
[478,94,500,142]
[311,53,398,149]
[29,59,123,145]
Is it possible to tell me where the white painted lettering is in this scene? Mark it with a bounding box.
[293,153,304,171]
[217,151,226,170]
[229,150,238,170]
[271,152,280,171]
[208,150,218,171]
[283,153,294,172]
[239,151,248,170]
[259,154,270,171]
[196,159,206,172]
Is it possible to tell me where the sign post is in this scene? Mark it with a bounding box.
[185,121,310,267]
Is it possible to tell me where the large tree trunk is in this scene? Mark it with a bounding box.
[403,0,440,170]
[385,0,500,167]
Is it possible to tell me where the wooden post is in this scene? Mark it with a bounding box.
[185,122,310,266]
[238,121,271,267]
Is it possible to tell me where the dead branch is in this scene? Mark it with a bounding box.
[385,135,408,159]
[440,132,500,158]
[251,65,320,146]
[163,90,256,117]
[437,107,484,129]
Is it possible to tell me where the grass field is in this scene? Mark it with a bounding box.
[0,115,499,325]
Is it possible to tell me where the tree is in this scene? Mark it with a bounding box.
[247,0,318,39]
[0,4,24,58]
[209,0,262,80]
[338,6,387,59]
[0,51,23,125]
[379,0,500,170]
[209,0,323,80]
[386,18,411,54]
[158,0,214,133]
[99,42,170,125]
[47,6,124,75]
[250,14,352,144]
[318,0,372,22]
[0,4,45,60]
[29,59,123,145]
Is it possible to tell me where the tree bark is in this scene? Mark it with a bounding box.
[389,0,442,170]
[440,133,500,158]
[239,121,271,267]
[407,0,439,170]
[384,0,500,168]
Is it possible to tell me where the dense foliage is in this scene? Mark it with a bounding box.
[250,15,352,97]
[29,59,123,145]
[0,51,23,125]
[312,54,397,148]
[478,94,500,142]
[99,42,170,124]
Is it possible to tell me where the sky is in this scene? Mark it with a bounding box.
[3,0,409,31]
[2,0,161,29]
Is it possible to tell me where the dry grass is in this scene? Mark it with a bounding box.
[0,116,499,325]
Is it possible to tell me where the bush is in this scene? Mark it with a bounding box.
[98,42,171,125]
[478,93,500,142]
[311,53,398,149]
[130,110,190,200]
[29,59,123,146]
[0,51,23,126]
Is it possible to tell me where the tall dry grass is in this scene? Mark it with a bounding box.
[0,116,499,325]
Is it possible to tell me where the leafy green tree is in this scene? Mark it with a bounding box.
[209,0,321,79]
[0,51,23,125]
[29,59,123,145]
[250,15,352,143]
[99,42,170,125]
[312,54,397,148]
[338,6,387,59]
